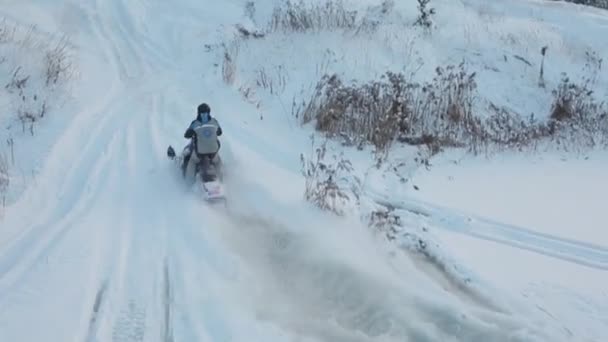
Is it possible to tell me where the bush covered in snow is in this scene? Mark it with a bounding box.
[0,20,75,198]
[1,20,74,136]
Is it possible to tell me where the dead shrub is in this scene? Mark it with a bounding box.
[256,65,288,95]
[221,42,239,85]
[295,62,478,154]
[4,66,49,135]
[550,75,598,122]
[545,75,607,148]
[296,63,608,156]
[559,0,608,10]
[269,0,358,33]
[235,24,266,40]
[1,22,75,137]
[369,205,400,240]
[300,136,360,216]
[5,66,30,92]
[409,63,478,146]
[45,36,73,86]
[0,152,8,206]
[414,0,436,33]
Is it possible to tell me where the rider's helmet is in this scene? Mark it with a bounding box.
[197,103,211,121]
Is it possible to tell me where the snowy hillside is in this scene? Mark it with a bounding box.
[1,0,607,341]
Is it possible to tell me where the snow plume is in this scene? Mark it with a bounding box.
[216,193,565,342]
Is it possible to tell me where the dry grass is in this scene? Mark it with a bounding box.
[221,42,238,85]
[1,20,75,135]
[0,152,8,206]
[295,65,608,157]
[45,36,73,87]
[269,0,358,34]
[559,0,608,10]
[295,62,477,154]
[300,136,360,216]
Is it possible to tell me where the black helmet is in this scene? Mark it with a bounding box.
[197,103,211,115]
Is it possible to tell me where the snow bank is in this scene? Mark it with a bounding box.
[225,0,608,123]
[0,17,76,206]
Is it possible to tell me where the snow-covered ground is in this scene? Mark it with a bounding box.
[407,151,608,246]
[401,151,608,341]
[0,0,606,341]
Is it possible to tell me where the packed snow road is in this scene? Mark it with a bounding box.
[0,1,575,341]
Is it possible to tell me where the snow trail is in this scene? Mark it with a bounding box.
[374,196,608,270]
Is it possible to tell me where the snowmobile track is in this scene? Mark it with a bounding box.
[161,259,174,342]
[85,281,109,342]
[377,197,608,270]
[112,300,147,342]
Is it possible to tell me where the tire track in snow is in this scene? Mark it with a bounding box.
[85,281,109,342]
[0,0,138,284]
[76,131,140,342]
[161,259,174,342]
[72,177,126,342]
[151,93,237,341]
[0,130,121,292]
[109,0,174,70]
[168,216,236,342]
[107,188,150,342]
[374,196,608,270]
[0,81,125,272]
[94,0,173,81]
[105,92,176,342]
[76,9,176,340]
[108,128,158,342]
[91,0,154,83]
[0,0,150,285]
[3,1,188,341]
[0,130,129,342]
[407,250,507,314]
[112,301,147,342]
[99,0,146,79]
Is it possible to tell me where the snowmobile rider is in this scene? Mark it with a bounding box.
[181,102,222,178]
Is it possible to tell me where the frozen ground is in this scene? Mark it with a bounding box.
[0,0,606,341]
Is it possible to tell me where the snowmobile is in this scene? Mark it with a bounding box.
[166,144,226,203]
